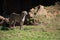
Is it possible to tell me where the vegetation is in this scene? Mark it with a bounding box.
[0,24,60,40]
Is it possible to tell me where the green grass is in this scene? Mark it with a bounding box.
[0,25,60,40]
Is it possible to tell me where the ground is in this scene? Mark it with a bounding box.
[0,25,60,40]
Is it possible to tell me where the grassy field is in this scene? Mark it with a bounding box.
[0,25,60,40]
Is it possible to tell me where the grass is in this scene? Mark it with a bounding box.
[0,25,60,40]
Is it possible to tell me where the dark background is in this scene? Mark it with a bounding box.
[0,0,60,17]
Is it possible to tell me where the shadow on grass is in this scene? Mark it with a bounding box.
[1,26,9,31]
[0,25,10,31]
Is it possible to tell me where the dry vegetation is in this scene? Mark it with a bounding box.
[28,2,60,26]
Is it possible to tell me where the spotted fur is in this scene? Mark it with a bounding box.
[9,11,27,30]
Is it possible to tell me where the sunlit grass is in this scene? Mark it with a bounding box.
[0,25,60,40]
